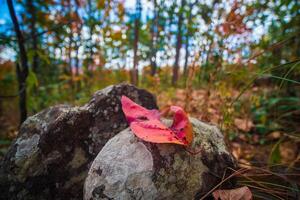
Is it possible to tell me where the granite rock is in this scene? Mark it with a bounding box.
[84,118,237,200]
[0,83,158,200]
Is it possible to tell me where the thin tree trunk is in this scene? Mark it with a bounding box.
[16,63,27,124]
[183,2,193,77]
[74,4,82,77]
[74,36,81,92]
[165,4,175,66]
[67,0,74,91]
[183,38,189,77]
[75,48,79,75]
[150,0,158,76]
[205,41,213,64]
[132,0,141,85]
[68,35,73,74]
[27,0,38,74]
[88,27,94,72]
[172,0,185,86]
[7,0,29,124]
[85,0,95,94]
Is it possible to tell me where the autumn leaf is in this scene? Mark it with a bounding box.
[121,96,193,146]
[170,106,193,144]
[234,118,254,132]
[130,119,187,145]
[212,186,253,200]
[216,1,251,36]
[121,95,160,123]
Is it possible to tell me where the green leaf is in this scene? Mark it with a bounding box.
[37,51,50,65]
[26,70,39,89]
[0,139,12,145]
[268,139,282,166]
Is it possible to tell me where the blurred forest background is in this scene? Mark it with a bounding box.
[0,0,299,198]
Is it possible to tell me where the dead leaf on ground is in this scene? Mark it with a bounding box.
[280,141,298,164]
[238,159,252,169]
[231,142,242,159]
[213,186,253,200]
[234,118,253,132]
[267,131,282,140]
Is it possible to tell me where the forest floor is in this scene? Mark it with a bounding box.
[1,87,299,198]
[156,88,299,167]
[1,87,299,166]
[156,88,300,198]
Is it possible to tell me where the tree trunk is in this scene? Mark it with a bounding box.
[172,0,185,86]
[88,26,94,72]
[67,1,74,91]
[68,33,74,76]
[75,45,79,76]
[16,64,27,124]
[150,0,158,76]
[27,0,39,74]
[74,2,83,92]
[132,0,141,86]
[85,0,95,94]
[183,38,189,77]
[7,0,29,124]
[183,2,193,77]
[74,3,82,77]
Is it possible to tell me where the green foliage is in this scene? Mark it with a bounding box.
[0,2,299,198]
[0,0,299,149]
[252,95,300,135]
[268,139,282,166]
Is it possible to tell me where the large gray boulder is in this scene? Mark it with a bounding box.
[84,118,237,200]
[0,84,158,200]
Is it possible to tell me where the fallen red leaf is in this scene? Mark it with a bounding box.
[212,186,253,200]
[121,95,160,123]
[170,106,193,144]
[121,96,193,146]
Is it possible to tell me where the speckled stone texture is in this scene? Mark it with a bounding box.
[0,83,158,200]
[84,118,237,200]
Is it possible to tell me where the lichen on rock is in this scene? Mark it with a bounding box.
[84,117,237,200]
[0,84,236,200]
[0,83,158,200]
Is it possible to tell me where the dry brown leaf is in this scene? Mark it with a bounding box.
[213,186,253,200]
[266,131,282,140]
[238,159,252,169]
[231,142,242,159]
[280,141,298,164]
[234,118,253,132]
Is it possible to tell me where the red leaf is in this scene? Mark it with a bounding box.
[130,119,186,145]
[212,186,253,200]
[170,106,193,144]
[121,96,160,123]
[121,96,193,146]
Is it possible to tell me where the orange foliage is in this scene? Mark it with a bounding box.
[217,1,251,36]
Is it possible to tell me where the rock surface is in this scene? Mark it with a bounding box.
[0,84,158,200]
[84,118,237,200]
